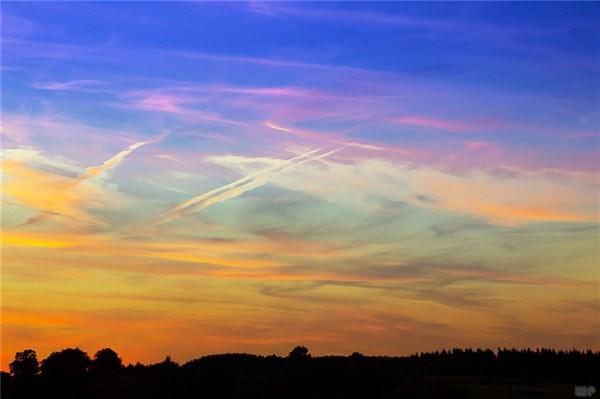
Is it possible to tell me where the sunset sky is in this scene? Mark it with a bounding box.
[1,2,599,369]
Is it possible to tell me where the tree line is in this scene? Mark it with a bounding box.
[2,346,599,398]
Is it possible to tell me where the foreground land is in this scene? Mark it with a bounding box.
[2,347,599,398]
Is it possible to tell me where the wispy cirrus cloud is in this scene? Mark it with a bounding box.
[211,153,599,226]
[31,79,106,92]
[392,115,490,133]
[0,113,136,154]
[246,2,459,31]
[115,90,242,126]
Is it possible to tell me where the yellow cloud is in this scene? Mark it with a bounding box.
[2,159,106,227]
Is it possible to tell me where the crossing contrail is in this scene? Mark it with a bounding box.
[150,147,340,227]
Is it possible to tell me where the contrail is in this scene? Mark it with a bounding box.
[165,148,322,216]
[265,121,385,151]
[176,148,340,214]
[20,133,165,227]
[79,141,149,180]
[150,147,340,227]
[80,132,168,180]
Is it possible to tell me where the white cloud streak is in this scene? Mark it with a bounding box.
[151,147,341,227]
[80,141,149,180]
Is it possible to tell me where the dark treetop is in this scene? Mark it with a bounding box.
[2,346,599,399]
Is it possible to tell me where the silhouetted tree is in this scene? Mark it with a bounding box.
[92,348,122,375]
[9,349,39,379]
[5,350,40,399]
[289,346,310,359]
[41,347,91,379]
[39,348,91,399]
[157,355,178,369]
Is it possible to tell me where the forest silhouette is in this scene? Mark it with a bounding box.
[2,346,599,398]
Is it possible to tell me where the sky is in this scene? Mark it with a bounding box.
[1,2,599,369]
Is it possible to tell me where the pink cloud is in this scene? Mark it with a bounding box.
[463,140,498,151]
[115,91,241,126]
[392,115,481,133]
[132,93,200,115]
[213,85,322,99]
